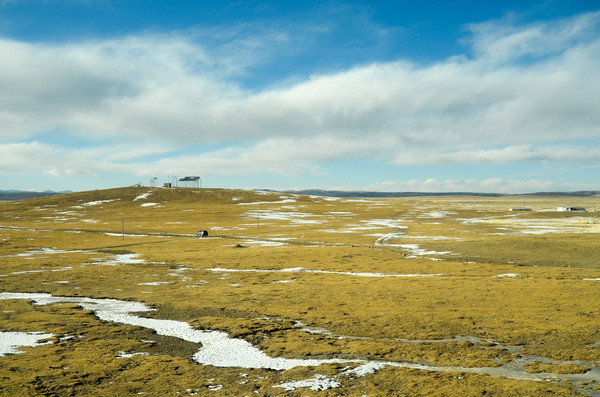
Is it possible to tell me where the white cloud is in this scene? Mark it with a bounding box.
[466,11,600,63]
[1,11,599,188]
[362,178,584,194]
[394,145,600,165]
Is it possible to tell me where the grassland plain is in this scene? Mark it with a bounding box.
[0,186,599,396]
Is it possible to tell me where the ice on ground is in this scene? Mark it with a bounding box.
[273,375,341,391]
[1,247,85,258]
[495,273,520,278]
[133,192,152,201]
[462,216,598,235]
[237,199,297,205]
[11,267,72,275]
[205,267,443,278]
[103,232,165,238]
[90,254,145,266]
[117,351,149,358]
[363,219,408,229]
[239,240,287,247]
[244,210,323,225]
[0,293,343,371]
[420,211,456,218]
[82,199,119,206]
[0,331,54,356]
[395,244,452,258]
[4,293,597,385]
[140,202,158,207]
[343,362,388,377]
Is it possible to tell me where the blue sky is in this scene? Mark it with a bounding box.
[1,1,599,193]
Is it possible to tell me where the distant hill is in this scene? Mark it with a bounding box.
[0,190,71,201]
[274,189,600,198]
[2,188,598,202]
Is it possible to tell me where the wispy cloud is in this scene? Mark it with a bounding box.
[362,178,586,194]
[1,10,599,190]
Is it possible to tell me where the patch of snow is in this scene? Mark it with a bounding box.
[0,331,54,356]
[103,233,164,238]
[82,199,119,206]
[3,293,593,384]
[2,247,85,258]
[204,267,443,278]
[273,375,341,391]
[11,267,72,275]
[244,210,322,225]
[237,199,297,205]
[0,292,345,371]
[495,273,520,278]
[583,278,600,281]
[420,211,456,218]
[363,219,408,229]
[117,351,149,358]
[343,362,387,377]
[137,281,169,286]
[239,240,287,247]
[140,203,158,207]
[90,254,145,266]
[395,244,452,258]
[133,192,152,201]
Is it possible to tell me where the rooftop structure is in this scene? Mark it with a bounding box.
[178,176,201,188]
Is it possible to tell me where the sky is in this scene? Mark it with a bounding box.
[1,0,599,193]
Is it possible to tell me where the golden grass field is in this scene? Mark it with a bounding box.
[1,186,599,396]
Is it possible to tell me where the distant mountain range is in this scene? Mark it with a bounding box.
[0,190,72,201]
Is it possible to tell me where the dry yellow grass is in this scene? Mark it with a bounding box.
[1,187,599,395]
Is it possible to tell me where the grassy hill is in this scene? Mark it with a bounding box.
[1,187,599,395]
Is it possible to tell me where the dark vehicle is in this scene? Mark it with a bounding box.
[195,230,208,237]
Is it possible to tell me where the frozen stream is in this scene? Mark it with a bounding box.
[1,292,599,392]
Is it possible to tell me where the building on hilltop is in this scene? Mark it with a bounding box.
[557,206,586,212]
[178,176,201,188]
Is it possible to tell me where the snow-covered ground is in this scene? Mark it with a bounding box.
[88,253,145,266]
[204,267,444,278]
[81,199,119,206]
[0,331,54,356]
[133,192,152,201]
[0,292,599,389]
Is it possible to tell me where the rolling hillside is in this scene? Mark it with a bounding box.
[1,187,599,396]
